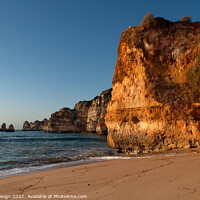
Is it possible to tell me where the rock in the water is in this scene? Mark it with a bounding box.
[1,123,6,131]
[7,124,15,132]
[0,123,15,132]
[105,16,200,153]
[22,119,48,131]
[22,121,31,131]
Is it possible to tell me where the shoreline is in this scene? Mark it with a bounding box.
[0,131,113,179]
[0,147,193,180]
[1,148,200,200]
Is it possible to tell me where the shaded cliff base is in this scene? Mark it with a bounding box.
[1,149,200,200]
[23,88,112,134]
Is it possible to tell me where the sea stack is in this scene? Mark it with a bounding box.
[7,124,15,132]
[0,123,15,132]
[105,15,200,153]
[22,121,31,131]
[1,123,7,131]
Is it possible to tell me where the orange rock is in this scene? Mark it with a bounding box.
[23,89,112,134]
[107,133,115,148]
[105,16,200,153]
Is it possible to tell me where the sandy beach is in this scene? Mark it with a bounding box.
[0,149,200,200]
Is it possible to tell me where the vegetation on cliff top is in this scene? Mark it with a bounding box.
[140,13,171,30]
[113,14,200,85]
[187,54,200,102]
[113,14,200,105]
[181,16,192,23]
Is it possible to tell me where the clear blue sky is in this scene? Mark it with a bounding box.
[0,0,200,129]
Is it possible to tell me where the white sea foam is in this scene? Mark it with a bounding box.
[0,164,58,178]
[89,153,183,161]
[0,159,88,179]
[0,153,183,179]
[89,156,134,160]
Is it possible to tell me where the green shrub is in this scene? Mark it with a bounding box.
[181,16,191,23]
[187,54,200,102]
[140,14,171,30]
[140,13,154,28]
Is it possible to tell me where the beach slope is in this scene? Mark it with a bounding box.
[0,151,200,200]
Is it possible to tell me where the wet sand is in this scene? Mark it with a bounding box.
[0,149,200,200]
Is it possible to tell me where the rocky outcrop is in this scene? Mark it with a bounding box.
[23,89,112,134]
[87,89,112,134]
[30,119,48,131]
[105,16,200,153]
[7,124,15,132]
[0,123,15,132]
[42,108,79,132]
[43,89,112,134]
[22,121,31,131]
[22,119,48,131]
[1,123,7,131]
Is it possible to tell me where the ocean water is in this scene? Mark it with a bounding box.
[0,130,119,178]
[0,131,181,178]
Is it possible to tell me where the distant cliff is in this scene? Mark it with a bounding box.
[22,119,48,131]
[105,15,200,153]
[22,88,112,134]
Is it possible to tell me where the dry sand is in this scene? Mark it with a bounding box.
[0,149,200,200]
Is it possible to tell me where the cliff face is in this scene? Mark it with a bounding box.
[22,119,48,131]
[42,103,91,133]
[42,108,79,132]
[105,17,200,153]
[23,88,112,134]
[44,89,112,134]
[86,89,112,134]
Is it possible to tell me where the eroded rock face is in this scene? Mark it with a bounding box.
[23,89,112,134]
[7,124,14,132]
[74,101,93,132]
[105,17,200,153]
[43,108,78,132]
[22,119,48,131]
[87,89,112,134]
[22,121,31,131]
[1,123,6,131]
[44,89,112,134]
[0,123,15,132]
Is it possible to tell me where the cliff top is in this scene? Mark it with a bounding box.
[119,15,200,59]
[113,14,200,105]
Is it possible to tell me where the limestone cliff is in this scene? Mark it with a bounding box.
[43,89,112,134]
[42,107,85,133]
[22,119,48,131]
[23,88,112,134]
[87,89,112,134]
[105,16,200,153]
